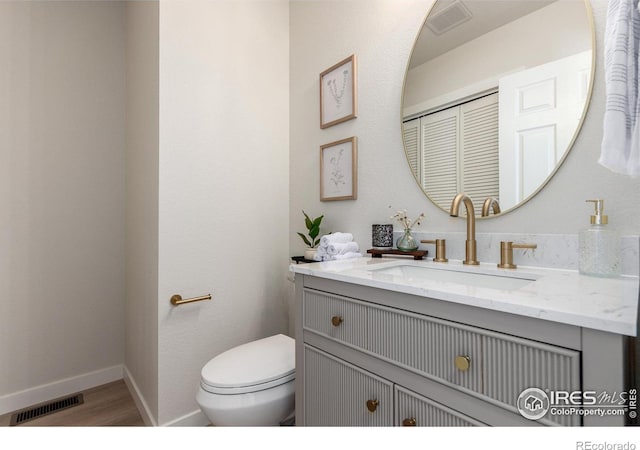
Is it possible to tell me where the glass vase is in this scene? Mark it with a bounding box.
[396,228,418,252]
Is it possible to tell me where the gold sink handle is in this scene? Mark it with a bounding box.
[497,241,537,269]
[331,316,343,327]
[420,239,448,262]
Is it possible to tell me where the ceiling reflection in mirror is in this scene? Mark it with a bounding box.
[402,0,594,217]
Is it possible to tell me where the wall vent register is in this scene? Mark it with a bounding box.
[9,393,84,426]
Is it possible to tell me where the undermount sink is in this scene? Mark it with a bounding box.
[367,264,537,291]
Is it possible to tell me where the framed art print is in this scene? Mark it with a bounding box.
[320,137,357,201]
[320,55,357,129]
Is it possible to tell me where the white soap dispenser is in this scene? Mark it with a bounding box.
[578,199,620,277]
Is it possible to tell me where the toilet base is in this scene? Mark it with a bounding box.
[196,380,295,426]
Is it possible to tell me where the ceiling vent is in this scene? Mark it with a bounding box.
[426,0,473,35]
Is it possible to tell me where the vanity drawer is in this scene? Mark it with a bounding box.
[303,289,368,349]
[367,306,483,393]
[367,303,581,426]
[395,385,486,427]
[304,345,393,426]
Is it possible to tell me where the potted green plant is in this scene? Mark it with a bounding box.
[297,210,324,260]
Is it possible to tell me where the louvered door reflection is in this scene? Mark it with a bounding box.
[410,93,499,213]
[304,345,393,426]
[421,107,459,208]
[460,93,499,216]
[402,118,421,183]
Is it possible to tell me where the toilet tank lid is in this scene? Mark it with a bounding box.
[201,334,295,389]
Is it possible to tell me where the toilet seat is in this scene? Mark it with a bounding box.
[200,334,295,395]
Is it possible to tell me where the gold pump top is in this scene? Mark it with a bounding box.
[586,199,608,225]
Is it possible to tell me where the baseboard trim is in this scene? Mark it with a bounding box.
[123,366,157,426]
[162,408,210,427]
[122,366,208,427]
[0,365,123,416]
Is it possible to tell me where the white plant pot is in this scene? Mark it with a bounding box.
[304,249,317,261]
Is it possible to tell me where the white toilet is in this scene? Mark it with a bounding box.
[196,334,295,426]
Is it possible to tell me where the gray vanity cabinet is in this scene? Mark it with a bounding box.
[295,275,627,427]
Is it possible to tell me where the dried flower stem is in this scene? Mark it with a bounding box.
[389,207,425,231]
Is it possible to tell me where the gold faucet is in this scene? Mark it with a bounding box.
[450,193,479,265]
[481,197,501,217]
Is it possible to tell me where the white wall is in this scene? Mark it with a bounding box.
[0,1,126,412]
[157,0,290,425]
[125,1,160,425]
[290,0,640,271]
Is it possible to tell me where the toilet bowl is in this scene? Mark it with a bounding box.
[196,334,295,426]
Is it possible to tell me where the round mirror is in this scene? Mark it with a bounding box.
[402,0,594,217]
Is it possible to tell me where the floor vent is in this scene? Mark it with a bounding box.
[9,393,84,426]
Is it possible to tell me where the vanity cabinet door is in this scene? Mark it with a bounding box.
[304,345,393,426]
[303,289,368,349]
[395,386,486,427]
[482,333,581,426]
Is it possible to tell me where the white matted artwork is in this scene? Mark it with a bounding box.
[320,137,357,201]
[320,55,357,129]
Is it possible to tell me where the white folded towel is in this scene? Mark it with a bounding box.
[326,241,360,256]
[313,232,360,261]
[313,246,327,261]
[333,252,363,260]
[320,232,354,247]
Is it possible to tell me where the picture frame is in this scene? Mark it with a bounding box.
[320,137,357,201]
[320,54,357,129]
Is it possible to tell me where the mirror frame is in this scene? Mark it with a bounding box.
[400,0,596,219]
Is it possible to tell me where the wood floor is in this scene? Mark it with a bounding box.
[0,380,146,427]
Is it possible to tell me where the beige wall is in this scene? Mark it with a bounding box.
[0,0,290,426]
[157,0,290,425]
[125,1,160,425]
[0,1,126,412]
[289,0,640,258]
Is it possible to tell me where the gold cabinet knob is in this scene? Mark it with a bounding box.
[366,399,379,412]
[455,355,471,371]
[402,417,417,426]
[331,316,343,327]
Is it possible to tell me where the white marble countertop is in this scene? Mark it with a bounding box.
[290,256,639,336]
